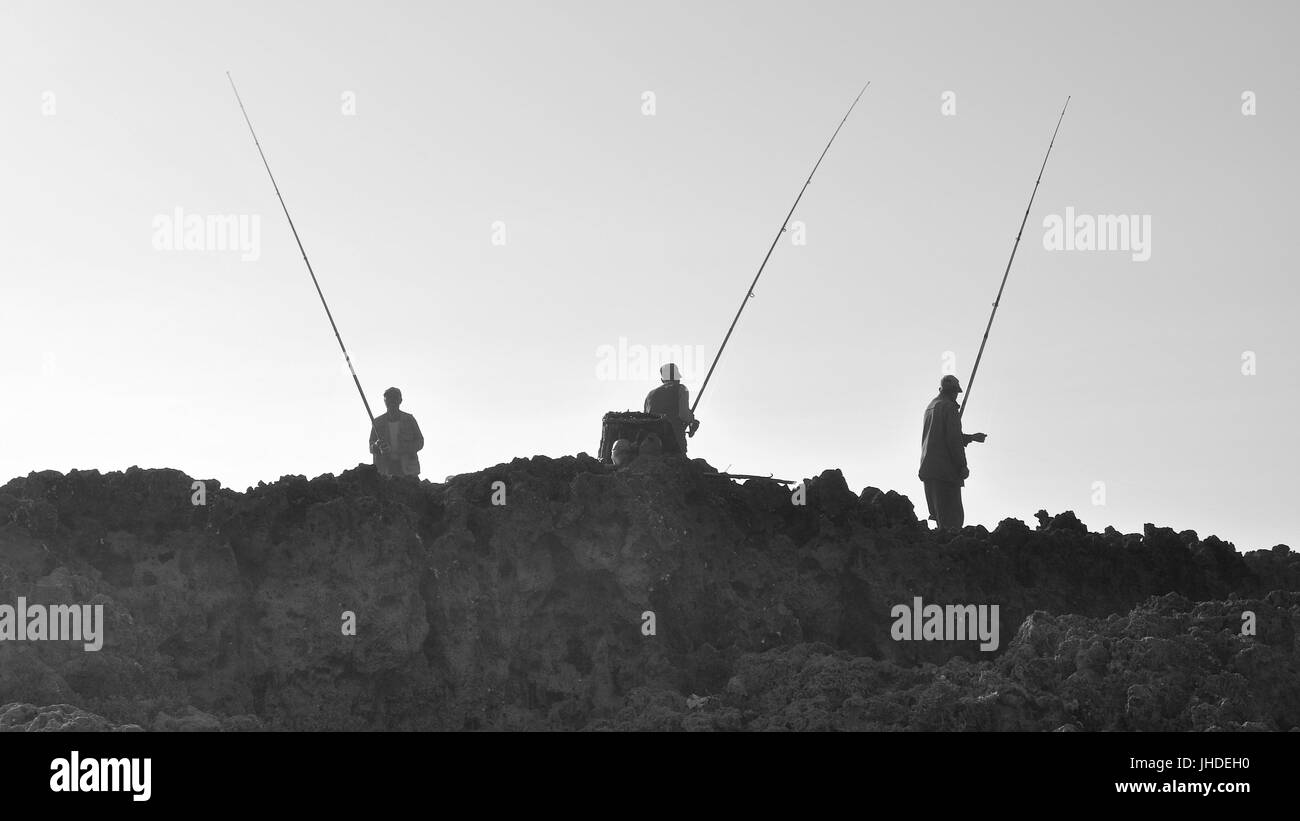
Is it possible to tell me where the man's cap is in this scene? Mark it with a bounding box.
[660,363,681,382]
[940,375,962,393]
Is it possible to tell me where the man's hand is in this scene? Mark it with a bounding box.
[961,466,970,480]
[688,419,700,437]
[972,432,987,444]
[375,439,390,453]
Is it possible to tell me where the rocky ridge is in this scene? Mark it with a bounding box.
[0,455,1295,730]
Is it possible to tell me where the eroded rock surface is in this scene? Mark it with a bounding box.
[0,457,1294,730]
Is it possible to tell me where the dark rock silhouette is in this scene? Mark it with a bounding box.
[0,458,1295,730]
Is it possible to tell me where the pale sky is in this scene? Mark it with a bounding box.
[2,0,1296,551]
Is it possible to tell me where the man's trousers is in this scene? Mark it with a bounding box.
[923,479,964,529]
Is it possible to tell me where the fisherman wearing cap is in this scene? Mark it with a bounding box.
[644,363,699,455]
[369,387,425,478]
[919,375,986,530]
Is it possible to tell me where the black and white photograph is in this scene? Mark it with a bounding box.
[0,0,1294,804]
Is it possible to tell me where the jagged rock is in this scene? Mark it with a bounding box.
[0,460,1296,730]
[992,518,1032,549]
[0,702,142,732]
[805,469,857,517]
[860,487,919,528]
[152,706,222,732]
[1033,510,1087,533]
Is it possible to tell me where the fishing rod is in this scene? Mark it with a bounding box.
[226,72,377,426]
[690,82,870,418]
[960,96,1070,419]
[703,473,795,484]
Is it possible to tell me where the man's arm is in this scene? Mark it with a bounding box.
[411,416,424,453]
[948,406,986,446]
[943,402,969,472]
[679,386,699,435]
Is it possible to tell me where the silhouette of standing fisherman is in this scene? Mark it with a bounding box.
[370,387,424,478]
[644,363,700,455]
[919,375,986,529]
